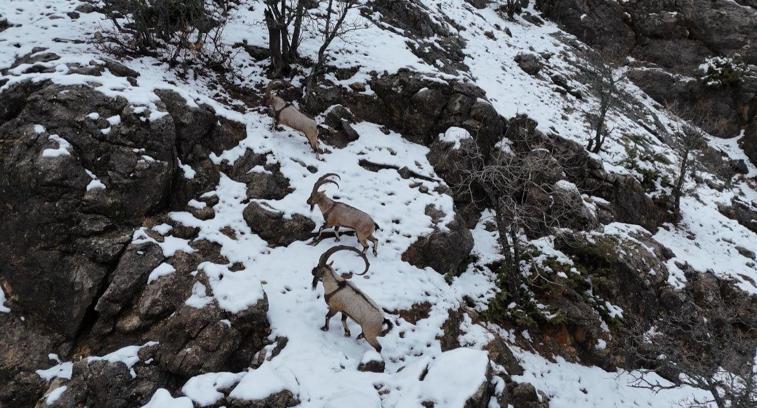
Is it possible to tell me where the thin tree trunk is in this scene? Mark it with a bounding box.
[592,103,608,153]
[493,197,521,302]
[265,9,284,77]
[287,0,306,61]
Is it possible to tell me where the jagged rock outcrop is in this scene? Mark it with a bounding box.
[0,81,176,338]
[93,242,165,331]
[223,149,291,200]
[156,89,247,207]
[227,390,299,408]
[402,206,474,276]
[243,202,316,246]
[153,297,269,376]
[555,227,672,322]
[38,353,176,408]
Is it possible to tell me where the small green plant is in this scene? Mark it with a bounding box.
[700,55,747,87]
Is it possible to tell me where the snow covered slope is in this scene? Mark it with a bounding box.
[1,1,755,407]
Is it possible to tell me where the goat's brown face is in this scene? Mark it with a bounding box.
[311,266,325,289]
[306,193,317,211]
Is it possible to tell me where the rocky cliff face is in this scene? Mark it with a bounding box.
[1,1,756,407]
[536,0,757,163]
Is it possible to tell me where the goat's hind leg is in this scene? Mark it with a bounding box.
[340,313,351,337]
[369,236,378,256]
[321,309,336,331]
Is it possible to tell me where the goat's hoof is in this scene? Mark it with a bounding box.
[320,326,328,332]
[344,332,351,337]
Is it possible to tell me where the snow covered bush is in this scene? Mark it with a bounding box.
[102,0,228,66]
[699,55,747,87]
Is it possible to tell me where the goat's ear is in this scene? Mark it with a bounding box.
[328,261,334,266]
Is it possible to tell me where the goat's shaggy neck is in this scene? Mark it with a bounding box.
[314,194,336,216]
[321,267,343,296]
[269,95,287,111]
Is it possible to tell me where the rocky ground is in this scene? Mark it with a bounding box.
[0,0,756,407]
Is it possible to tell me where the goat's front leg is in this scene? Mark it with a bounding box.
[309,225,326,245]
[341,313,351,337]
[321,309,336,331]
[334,226,341,241]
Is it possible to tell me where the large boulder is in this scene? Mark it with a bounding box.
[242,202,316,246]
[0,81,176,338]
[153,296,269,377]
[223,149,291,200]
[402,206,474,276]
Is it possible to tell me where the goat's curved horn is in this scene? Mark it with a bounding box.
[317,245,370,275]
[311,173,341,195]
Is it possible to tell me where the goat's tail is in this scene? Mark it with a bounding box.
[374,222,381,230]
[380,318,394,336]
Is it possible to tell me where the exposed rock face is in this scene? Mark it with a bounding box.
[39,355,175,408]
[337,69,505,153]
[94,242,165,331]
[555,227,671,322]
[223,149,291,200]
[718,198,757,233]
[366,0,467,74]
[0,314,64,407]
[500,382,550,408]
[227,390,299,408]
[0,81,176,338]
[0,80,271,407]
[536,0,757,163]
[153,298,269,377]
[402,207,474,276]
[156,89,246,207]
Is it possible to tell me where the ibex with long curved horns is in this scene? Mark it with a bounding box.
[307,173,380,255]
[311,246,393,352]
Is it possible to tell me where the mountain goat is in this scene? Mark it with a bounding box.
[307,173,380,255]
[311,245,393,352]
[265,89,320,157]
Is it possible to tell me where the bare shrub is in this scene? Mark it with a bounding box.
[623,300,756,408]
[101,0,230,68]
[448,127,575,303]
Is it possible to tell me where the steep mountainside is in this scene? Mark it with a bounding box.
[0,1,755,407]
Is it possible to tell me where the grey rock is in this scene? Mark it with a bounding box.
[94,242,165,327]
[402,208,473,276]
[515,53,542,76]
[227,390,299,408]
[243,202,315,247]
